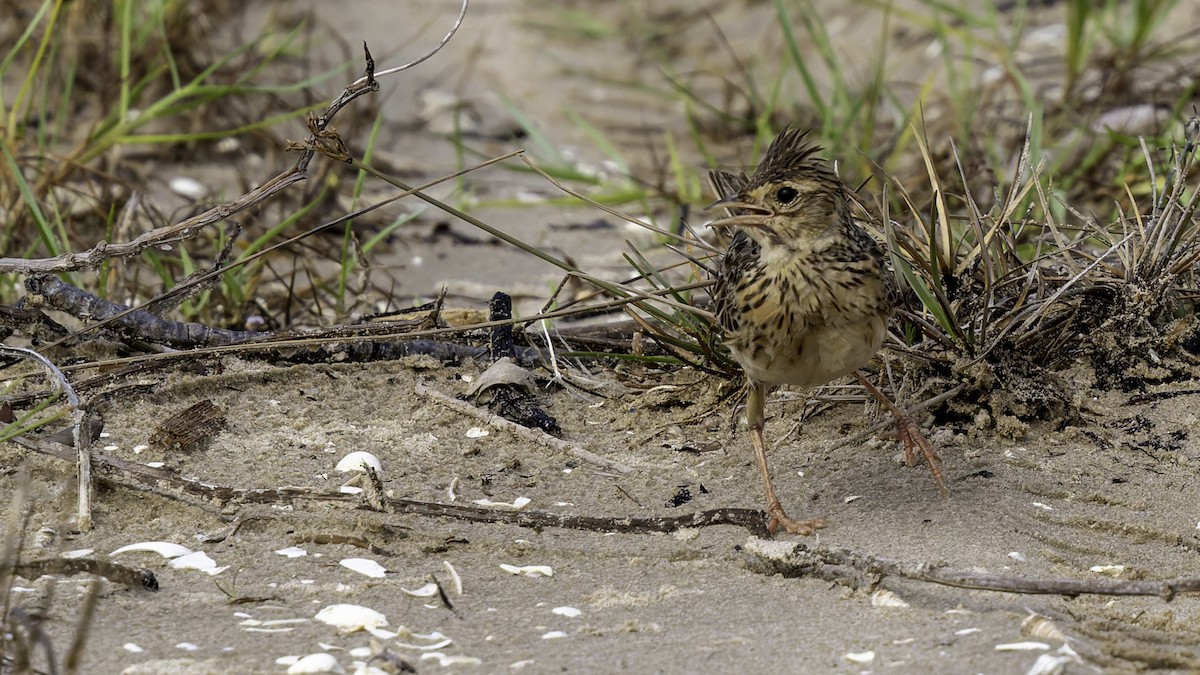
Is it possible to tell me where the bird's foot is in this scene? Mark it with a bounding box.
[894,411,948,496]
[766,504,828,536]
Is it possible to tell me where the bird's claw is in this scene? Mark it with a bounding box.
[766,506,828,537]
[895,413,948,496]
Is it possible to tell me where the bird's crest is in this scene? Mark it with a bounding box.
[749,127,832,188]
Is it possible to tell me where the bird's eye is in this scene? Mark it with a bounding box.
[774,186,799,204]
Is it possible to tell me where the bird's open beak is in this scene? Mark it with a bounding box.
[705,195,773,230]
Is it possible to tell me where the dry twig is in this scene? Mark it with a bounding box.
[743,538,1200,601]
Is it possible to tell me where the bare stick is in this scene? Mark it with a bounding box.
[743,539,1200,601]
[0,346,90,530]
[0,166,308,274]
[16,436,766,536]
[414,382,634,474]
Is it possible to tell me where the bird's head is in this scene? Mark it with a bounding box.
[707,128,846,248]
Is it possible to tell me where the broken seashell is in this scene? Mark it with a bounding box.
[287,652,344,674]
[1025,653,1071,675]
[340,558,387,579]
[314,604,388,634]
[168,550,227,575]
[1021,613,1066,642]
[994,641,1050,651]
[473,496,531,511]
[336,451,383,474]
[111,541,193,559]
[443,560,463,595]
[394,638,453,651]
[169,176,207,200]
[400,582,439,598]
[1089,564,1125,577]
[420,653,482,667]
[552,606,582,618]
[844,651,875,664]
[499,563,553,577]
[869,589,909,608]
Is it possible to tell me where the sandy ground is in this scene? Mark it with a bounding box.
[7,1,1200,674]
[8,357,1200,673]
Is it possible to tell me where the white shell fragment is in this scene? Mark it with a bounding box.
[287,653,345,674]
[61,549,94,559]
[443,560,463,595]
[541,631,568,639]
[340,558,387,579]
[995,641,1051,651]
[844,651,875,664]
[168,550,227,575]
[169,176,207,200]
[335,451,383,474]
[420,653,482,667]
[499,563,553,577]
[111,541,193,559]
[473,497,531,511]
[123,643,143,653]
[1026,653,1071,675]
[275,546,308,558]
[465,427,490,438]
[394,637,453,652]
[365,626,398,640]
[400,582,440,598]
[552,606,582,618]
[1026,644,1083,675]
[240,618,308,629]
[869,589,909,608]
[1089,564,1125,577]
[955,628,981,636]
[314,604,388,634]
[1008,551,1027,562]
[1021,613,1066,642]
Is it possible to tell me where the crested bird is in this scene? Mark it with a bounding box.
[709,128,945,535]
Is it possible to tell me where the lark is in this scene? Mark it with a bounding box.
[709,128,945,535]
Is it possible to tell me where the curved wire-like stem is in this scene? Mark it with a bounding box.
[351,0,469,87]
[0,345,88,529]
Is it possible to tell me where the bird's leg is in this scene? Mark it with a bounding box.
[747,383,828,536]
[854,372,947,495]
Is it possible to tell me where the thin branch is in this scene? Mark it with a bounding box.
[743,539,1199,601]
[14,435,768,537]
